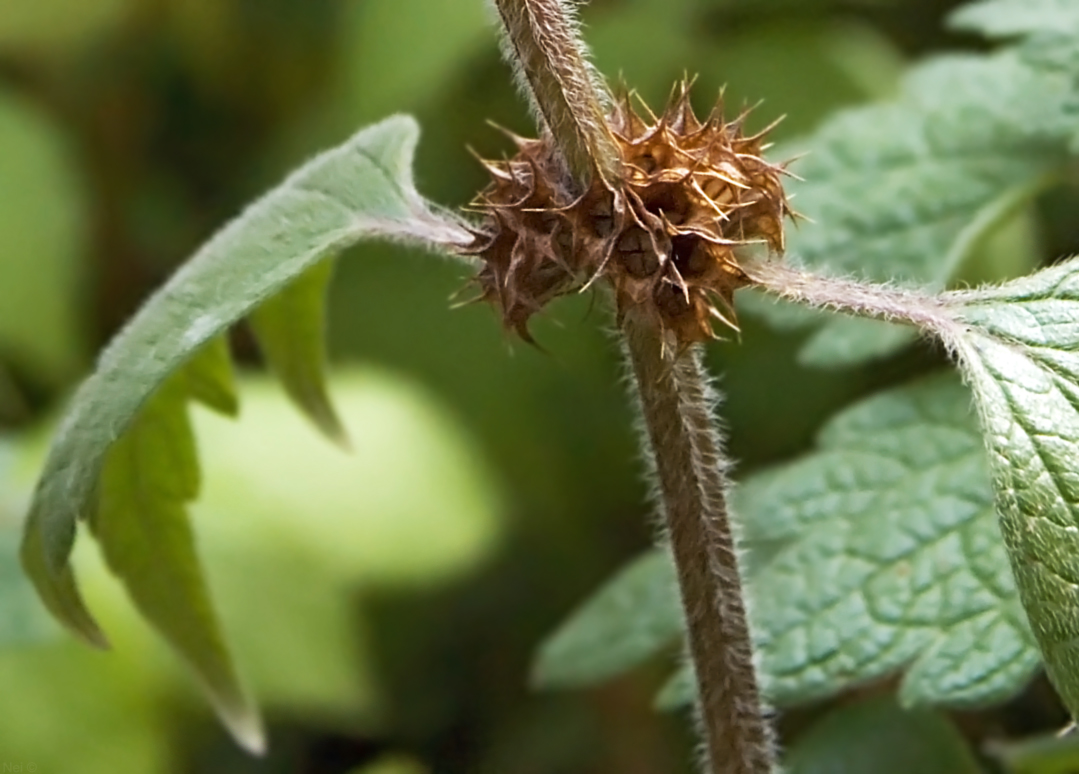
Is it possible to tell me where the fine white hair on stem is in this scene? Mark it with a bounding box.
[622,311,777,774]
[486,2,779,770]
[744,258,968,358]
[489,0,622,188]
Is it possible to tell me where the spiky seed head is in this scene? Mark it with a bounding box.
[460,81,794,346]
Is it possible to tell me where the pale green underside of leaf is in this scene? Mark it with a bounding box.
[20,114,469,751]
[535,375,1041,711]
[951,257,1079,722]
[751,51,1070,367]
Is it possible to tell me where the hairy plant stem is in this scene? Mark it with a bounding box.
[624,312,775,774]
[745,260,966,344]
[491,0,622,187]
[492,2,774,771]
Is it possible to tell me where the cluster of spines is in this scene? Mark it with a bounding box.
[462,81,795,346]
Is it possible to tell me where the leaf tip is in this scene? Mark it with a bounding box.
[219,701,267,757]
[19,511,111,649]
[312,405,351,451]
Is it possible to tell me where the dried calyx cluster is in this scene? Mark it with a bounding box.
[461,83,794,346]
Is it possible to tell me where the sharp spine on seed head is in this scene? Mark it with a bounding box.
[461,80,794,347]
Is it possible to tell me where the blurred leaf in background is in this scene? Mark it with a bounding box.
[0,0,133,53]
[783,695,982,774]
[0,368,502,772]
[0,86,87,389]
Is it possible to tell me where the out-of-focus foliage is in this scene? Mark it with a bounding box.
[0,87,85,386]
[1,368,500,772]
[4,0,1079,771]
[0,0,134,52]
[783,695,982,774]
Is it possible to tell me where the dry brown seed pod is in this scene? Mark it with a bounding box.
[461,80,794,345]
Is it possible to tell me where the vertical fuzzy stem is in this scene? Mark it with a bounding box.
[490,2,773,770]
[623,312,775,774]
[491,0,622,187]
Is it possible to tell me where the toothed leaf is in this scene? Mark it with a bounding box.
[950,256,1079,723]
[535,374,1039,713]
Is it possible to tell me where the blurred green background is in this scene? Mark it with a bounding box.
[0,0,1070,772]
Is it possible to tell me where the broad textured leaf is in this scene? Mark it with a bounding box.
[738,373,1036,708]
[249,260,345,444]
[531,549,681,689]
[20,114,470,749]
[536,375,1038,711]
[756,52,1070,366]
[949,257,1079,723]
[797,317,917,369]
[950,0,1079,123]
[783,695,982,774]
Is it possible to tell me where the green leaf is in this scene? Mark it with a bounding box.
[948,256,1079,724]
[949,0,1079,91]
[535,374,1039,711]
[249,260,346,444]
[182,334,238,417]
[783,694,982,774]
[757,52,1070,366]
[347,756,427,774]
[949,0,1079,40]
[987,731,1079,774]
[531,549,681,689]
[20,114,469,748]
[665,373,1039,710]
[0,529,53,647]
[797,317,917,370]
[90,375,261,751]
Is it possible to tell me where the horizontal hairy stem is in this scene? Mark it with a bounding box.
[623,312,775,774]
[745,260,968,347]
